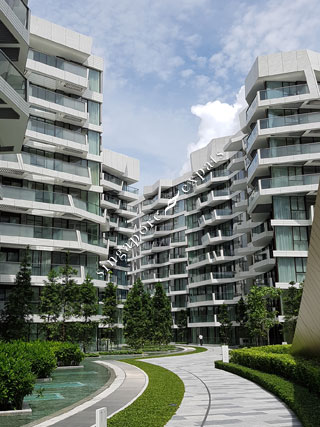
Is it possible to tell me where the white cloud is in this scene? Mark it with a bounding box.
[209,0,320,81]
[180,86,247,173]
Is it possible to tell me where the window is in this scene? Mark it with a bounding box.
[273,196,307,219]
[88,101,100,125]
[277,257,307,283]
[88,130,100,155]
[88,69,101,93]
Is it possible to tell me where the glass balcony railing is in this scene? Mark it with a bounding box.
[189,253,207,265]
[22,152,89,177]
[252,223,266,235]
[4,0,28,27]
[80,231,104,247]
[189,294,213,303]
[260,111,320,130]
[260,83,309,101]
[28,49,87,78]
[103,173,122,186]
[215,209,233,216]
[28,118,86,145]
[190,272,211,283]
[103,195,119,206]
[246,94,258,121]
[121,204,137,213]
[0,223,77,241]
[260,173,320,190]
[214,189,230,197]
[72,197,101,216]
[246,123,258,152]
[212,271,234,279]
[30,85,86,112]
[0,153,18,162]
[189,314,215,323]
[260,142,320,159]
[0,50,27,99]
[0,262,81,277]
[123,185,139,195]
[247,153,259,178]
[1,185,70,205]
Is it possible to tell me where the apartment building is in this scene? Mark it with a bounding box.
[131,50,320,345]
[101,148,139,344]
[0,0,29,153]
[0,15,106,343]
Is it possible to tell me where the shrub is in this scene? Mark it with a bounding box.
[0,341,56,379]
[25,341,57,378]
[215,361,320,427]
[49,342,84,366]
[0,351,35,411]
[230,347,320,395]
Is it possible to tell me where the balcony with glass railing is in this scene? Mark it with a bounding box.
[80,231,104,248]
[260,111,320,130]
[0,222,78,241]
[189,314,216,323]
[4,0,29,27]
[189,293,213,303]
[0,50,27,99]
[103,173,122,187]
[30,85,86,113]
[28,49,88,79]
[246,84,309,123]
[0,262,81,277]
[21,152,89,177]
[245,123,258,153]
[260,173,320,190]
[189,253,207,265]
[28,118,86,145]
[122,185,139,195]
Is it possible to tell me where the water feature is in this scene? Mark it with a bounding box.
[0,358,110,427]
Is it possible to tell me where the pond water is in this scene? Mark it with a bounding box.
[0,358,110,427]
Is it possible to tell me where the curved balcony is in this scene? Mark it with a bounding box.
[248,173,320,215]
[246,83,310,125]
[248,142,320,183]
[29,85,87,124]
[27,49,88,95]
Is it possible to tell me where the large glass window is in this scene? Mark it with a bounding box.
[88,101,101,125]
[277,257,307,283]
[88,69,101,93]
[273,196,307,219]
[275,226,309,251]
[88,131,100,155]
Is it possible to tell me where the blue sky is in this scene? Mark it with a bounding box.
[29,0,320,189]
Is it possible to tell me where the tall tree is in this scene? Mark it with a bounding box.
[101,281,118,348]
[142,289,153,344]
[0,247,33,341]
[123,279,147,349]
[74,274,99,352]
[218,304,233,345]
[246,285,281,346]
[152,282,172,345]
[176,309,188,343]
[282,281,303,343]
[40,254,79,341]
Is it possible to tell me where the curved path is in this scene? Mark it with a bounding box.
[141,346,302,427]
[33,360,147,427]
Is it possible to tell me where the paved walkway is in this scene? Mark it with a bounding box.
[33,360,147,427]
[141,346,301,427]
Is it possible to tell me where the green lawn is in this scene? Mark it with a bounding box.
[215,361,320,427]
[108,360,184,427]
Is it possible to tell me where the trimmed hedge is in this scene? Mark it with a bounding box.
[215,361,320,427]
[49,342,84,366]
[230,347,320,395]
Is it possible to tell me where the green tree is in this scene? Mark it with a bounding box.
[176,310,188,342]
[40,255,79,341]
[123,279,147,349]
[282,281,303,343]
[152,283,172,345]
[218,304,232,345]
[245,285,282,346]
[101,281,118,348]
[74,275,99,352]
[0,247,33,341]
[142,289,153,344]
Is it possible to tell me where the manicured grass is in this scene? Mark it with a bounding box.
[215,361,320,427]
[108,360,184,427]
